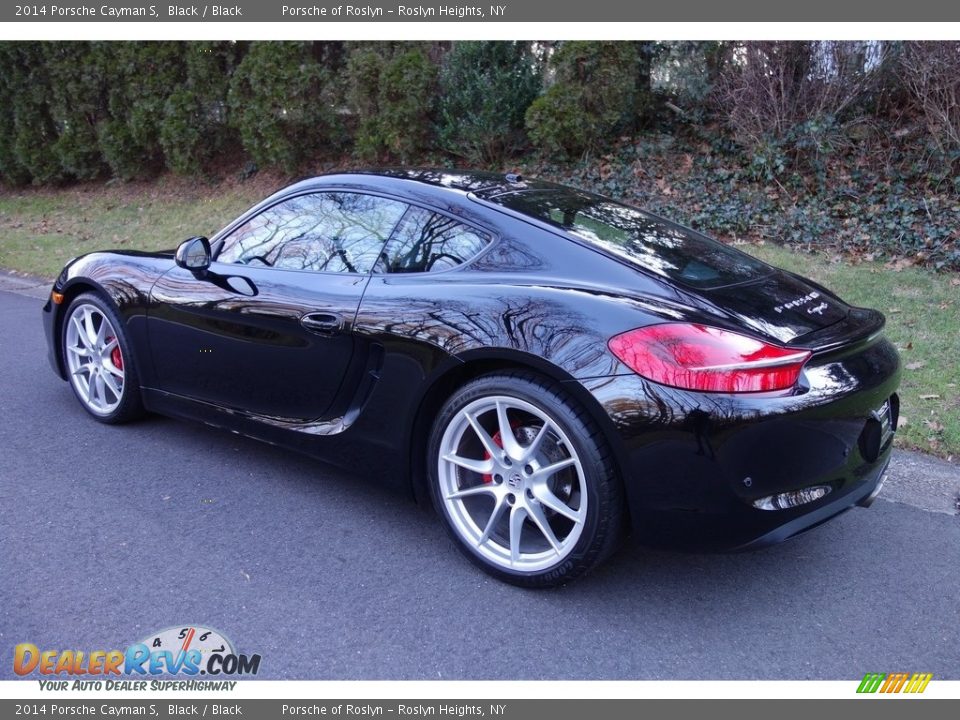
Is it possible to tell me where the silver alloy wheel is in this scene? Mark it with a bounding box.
[64,303,125,416]
[437,395,587,572]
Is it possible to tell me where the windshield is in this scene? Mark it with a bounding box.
[488,189,772,289]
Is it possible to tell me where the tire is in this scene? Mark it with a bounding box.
[61,292,145,424]
[427,371,624,588]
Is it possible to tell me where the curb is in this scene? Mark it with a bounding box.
[885,449,960,515]
[0,268,52,300]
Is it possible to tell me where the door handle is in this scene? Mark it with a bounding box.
[300,312,343,335]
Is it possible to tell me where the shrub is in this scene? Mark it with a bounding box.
[0,103,28,185]
[228,41,341,172]
[525,84,598,159]
[44,42,109,181]
[52,124,103,181]
[347,45,438,162]
[0,45,31,185]
[4,43,65,184]
[97,43,187,179]
[714,41,883,175]
[899,42,960,155]
[652,41,730,110]
[160,88,212,175]
[345,45,385,160]
[96,119,143,180]
[377,49,437,161]
[525,42,639,158]
[160,42,239,174]
[437,41,541,164]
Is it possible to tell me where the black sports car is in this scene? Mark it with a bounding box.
[43,169,900,587]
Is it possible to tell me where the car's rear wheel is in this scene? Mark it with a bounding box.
[428,372,624,587]
[62,293,144,423]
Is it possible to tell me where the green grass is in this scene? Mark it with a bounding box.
[0,176,277,278]
[0,179,957,458]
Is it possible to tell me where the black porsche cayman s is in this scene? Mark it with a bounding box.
[43,169,900,586]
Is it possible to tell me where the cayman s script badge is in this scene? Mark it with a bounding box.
[774,291,821,314]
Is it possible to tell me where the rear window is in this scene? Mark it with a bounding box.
[487,189,771,289]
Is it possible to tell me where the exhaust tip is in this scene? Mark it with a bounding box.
[859,472,888,508]
[752,485,831,511]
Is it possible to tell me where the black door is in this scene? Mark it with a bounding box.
[147,191,409,421]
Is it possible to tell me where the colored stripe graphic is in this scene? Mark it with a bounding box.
[881,672,909,693]
[857,673,886,693]
[857,672,931,694]
[904,673,933,693]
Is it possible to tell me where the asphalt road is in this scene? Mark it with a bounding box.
[1,284,958,680]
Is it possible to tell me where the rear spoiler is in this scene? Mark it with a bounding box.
[790,307,886,354]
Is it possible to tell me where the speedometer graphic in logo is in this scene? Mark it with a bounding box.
[141,625,235,668]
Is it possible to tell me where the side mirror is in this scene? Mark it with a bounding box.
[175,236,211,274]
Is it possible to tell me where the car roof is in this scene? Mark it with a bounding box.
[282,168,566,200]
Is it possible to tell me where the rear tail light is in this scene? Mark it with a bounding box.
[608,323,811,393]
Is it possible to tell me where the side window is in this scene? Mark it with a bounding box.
[379,207,491,274]
[217,192,407,274]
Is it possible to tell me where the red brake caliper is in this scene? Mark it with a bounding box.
[108,337,123,371]
[481,422,521,483]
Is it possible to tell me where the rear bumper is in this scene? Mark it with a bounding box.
[734,456,889,550]
[577,335,901,551]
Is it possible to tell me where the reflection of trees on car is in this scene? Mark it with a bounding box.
[218,192,406,274]
[491,190,770,288]
[383,208,489,274]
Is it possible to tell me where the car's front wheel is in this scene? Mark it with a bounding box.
[62,292,144,423]
[428,372,624,587]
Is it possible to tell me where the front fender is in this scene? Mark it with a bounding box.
[47,251,174,387]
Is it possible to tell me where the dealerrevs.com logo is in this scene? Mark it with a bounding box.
[14,625,261,689]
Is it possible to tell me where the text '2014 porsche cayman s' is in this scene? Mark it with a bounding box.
[43,169,900,587]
